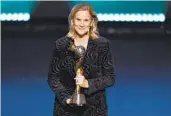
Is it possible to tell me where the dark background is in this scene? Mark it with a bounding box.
[1,1,171,116]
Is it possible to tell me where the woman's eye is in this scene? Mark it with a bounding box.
[76,18,81,21]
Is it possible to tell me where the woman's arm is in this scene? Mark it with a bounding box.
[47,41,72,106]
[85,40,115,95]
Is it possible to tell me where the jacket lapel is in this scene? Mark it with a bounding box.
[66,37,99,79]
[83,38,98,79]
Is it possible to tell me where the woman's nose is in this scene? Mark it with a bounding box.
[80,21,84,26]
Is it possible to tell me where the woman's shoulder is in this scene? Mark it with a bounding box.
[55,36,69,45]
[96,36,111,46]
[54,36,69,51]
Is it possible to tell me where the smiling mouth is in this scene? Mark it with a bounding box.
[79,29,85,31]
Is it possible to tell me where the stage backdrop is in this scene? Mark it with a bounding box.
[1,35,171,116]
[1,1,167,18]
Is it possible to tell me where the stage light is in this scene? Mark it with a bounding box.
[97,13,165,22]
[0,13,30,21]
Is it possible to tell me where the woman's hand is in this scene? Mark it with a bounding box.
[74,75,89,88]
[66,98,72,104]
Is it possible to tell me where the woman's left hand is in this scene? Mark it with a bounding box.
[74,75,89,88]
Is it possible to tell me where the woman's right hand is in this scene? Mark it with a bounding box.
[66,98,72,104]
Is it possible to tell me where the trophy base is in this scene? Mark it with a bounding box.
[71,93,86,107]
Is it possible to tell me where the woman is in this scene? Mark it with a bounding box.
[48,3,115,116]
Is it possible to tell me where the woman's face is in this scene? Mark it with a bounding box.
[73,10,92,37]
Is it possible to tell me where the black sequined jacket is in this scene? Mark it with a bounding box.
[48,36,115,116]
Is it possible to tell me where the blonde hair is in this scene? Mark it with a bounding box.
[67,3,99,39]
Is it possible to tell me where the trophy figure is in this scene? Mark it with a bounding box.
[69,44,86,106]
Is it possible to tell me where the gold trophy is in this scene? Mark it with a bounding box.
[69,44,86,106]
